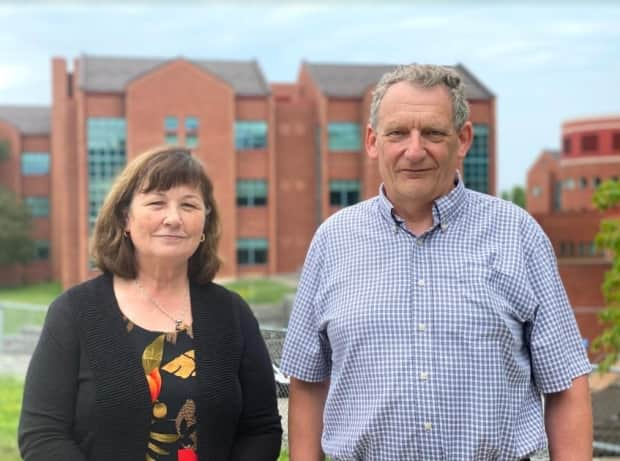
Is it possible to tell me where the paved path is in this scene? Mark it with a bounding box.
[0,353,30,378]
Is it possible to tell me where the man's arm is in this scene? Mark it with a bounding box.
[545,374,592,460]
[288,377,329,461]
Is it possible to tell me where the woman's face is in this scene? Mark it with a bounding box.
[125,184,207,268]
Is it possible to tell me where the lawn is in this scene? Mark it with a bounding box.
[0,377,22,461]
[223,278,294,305]
[0,282,61,306]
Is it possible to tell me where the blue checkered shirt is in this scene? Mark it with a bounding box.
[281,179,591,461]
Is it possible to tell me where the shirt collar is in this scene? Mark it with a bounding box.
[377,172,468,232]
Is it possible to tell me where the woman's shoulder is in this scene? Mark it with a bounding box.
[46,273,111,320]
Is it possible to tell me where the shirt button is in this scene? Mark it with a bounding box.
[420,371,429,380]
[417,279,425,287]
[418,323,427,332]
[424,422,432,431]
[416,239,424,246]
[440,222,448,231]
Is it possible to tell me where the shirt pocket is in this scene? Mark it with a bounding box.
[456,261,514,345]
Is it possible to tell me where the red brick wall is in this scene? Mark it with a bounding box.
[126,59,238,277]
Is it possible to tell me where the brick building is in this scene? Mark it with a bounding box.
[527,115,620,350]
[0,106,51,285]
[0,55,496,288]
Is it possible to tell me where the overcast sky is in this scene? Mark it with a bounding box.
[0,3,618,193]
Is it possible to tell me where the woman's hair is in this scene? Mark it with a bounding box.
[90,146,221,283]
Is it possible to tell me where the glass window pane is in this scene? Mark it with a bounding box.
[165,134,178,145]
[237,238,268,265]
[165,116,178,132]
[235,121,268,150]
[186,135,198,148]
[329,180,360,207]
[21,152,50,175]
[328,122,361,152]
[24,196,49,217]
[185,117,199,131]
[463,124,489,193]
[87,118,127,230]
[236,179,267,207]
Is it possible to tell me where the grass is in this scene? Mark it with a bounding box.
[0,377,22,461]
[0,281,61,305]
[224,278,294,305]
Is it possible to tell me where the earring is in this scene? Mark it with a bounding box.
[200,233,205,242]
[123,230,130,238]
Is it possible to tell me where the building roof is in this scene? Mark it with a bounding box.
[79,55,270,96]
[0,106,50,135]
[303,62,494,100]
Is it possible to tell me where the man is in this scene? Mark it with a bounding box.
[281,64,592,461]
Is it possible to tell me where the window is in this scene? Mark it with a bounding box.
[613,132,620,151]
[185,117,199,148]
[235,121,267,150]
[24,196,49,217]
[581,134,598,152]
[237,238,268,265]
[164,116,179,145]
[21,152,50,175]
[329,180,360,207]
[593,177,602,188]
[328,122,361,152]
[237,180,267,206]
[33,240,50,260]
[563,136,572,154]
[463,124,489,193]
[563,178,575,190]
[87,118,126,229]
[165,116,178,132]
[579,177,588,189]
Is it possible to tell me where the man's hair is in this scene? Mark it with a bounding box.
[369,64,470,131]
[90,146,221,283]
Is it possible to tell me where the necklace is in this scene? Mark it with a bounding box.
[134,279,190,332]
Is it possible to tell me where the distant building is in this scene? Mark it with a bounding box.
[527,115,620,350]
[0,106,51,285]
[0,56,496,288]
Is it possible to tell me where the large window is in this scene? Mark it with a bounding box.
[329,180,360,207]
[237,238,268,265]
[21,152,50,175]
[185,116,199,148]
[24,196,49,217]
[328,122,361,152]
[87,118,126,229]
[463,124,489,193]
[33,240,50,260]
[235,121,267,150]
[237,180,267,207]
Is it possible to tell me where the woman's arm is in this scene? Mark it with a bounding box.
[230,297,283,461]
[18,294,88,461]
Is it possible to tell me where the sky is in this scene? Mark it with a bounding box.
[0,3,618,194]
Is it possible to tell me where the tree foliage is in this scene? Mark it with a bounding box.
[0,139,9,161]
[0,187,34,265]
[500,185,526,209]
[592,179,620,370]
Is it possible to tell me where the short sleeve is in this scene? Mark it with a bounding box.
[525,224,592,394]
[280,229,332,382]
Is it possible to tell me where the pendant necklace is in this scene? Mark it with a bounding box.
[134,279,189,332]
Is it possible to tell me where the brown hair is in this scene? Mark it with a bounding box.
[90,146,221,283]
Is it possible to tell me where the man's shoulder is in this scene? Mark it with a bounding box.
[318,197,379,233]
[465,189,536,224]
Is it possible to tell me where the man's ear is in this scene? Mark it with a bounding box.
[366,124,378,159]
[457,121,474,160]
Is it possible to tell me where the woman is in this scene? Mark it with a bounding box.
[18,146,282,461]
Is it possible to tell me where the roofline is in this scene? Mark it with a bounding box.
[454,63,495,99]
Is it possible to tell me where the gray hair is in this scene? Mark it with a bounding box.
[369,64,470,131]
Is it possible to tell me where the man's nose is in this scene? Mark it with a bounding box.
[403,131,426,161]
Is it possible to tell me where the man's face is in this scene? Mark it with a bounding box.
[366,81,472,212]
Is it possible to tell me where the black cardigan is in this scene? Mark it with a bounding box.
[18,273,282,461]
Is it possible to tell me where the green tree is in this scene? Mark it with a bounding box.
[0,187,34,265]
[592,179,620,370]
[0,139,9,161]
[500,185,526,209]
